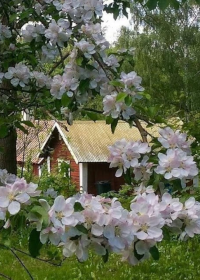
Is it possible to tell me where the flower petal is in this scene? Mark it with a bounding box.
[8,201,20,215]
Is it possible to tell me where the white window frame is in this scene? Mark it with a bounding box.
[47,156,51,174]
[38,165,42,177]
[79,163,88,193]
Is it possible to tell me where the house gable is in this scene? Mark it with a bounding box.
[42,128,80,189]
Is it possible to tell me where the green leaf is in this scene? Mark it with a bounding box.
[124,95,132,106]
[106,116,113,125]
[30,206,49,228]
[122,7,128,18]
[170,0,180,9]
[74,202,84,212]
[111,118,118,134]
[123,169,132,185]
[102,249,109,263]
[146,0,158,10]
[29,229,43,258]
[86,64,96,71]
[162,226,171,241]
[15,123,28,134]
[70,235,80,240]
[158,0,170,10]
[20,9,34,20]
[76,57,83,66]
[1,227,12,247]
[142,93,151,100]
[116,92,127,102]
[61,93,72,107]
[109,80,123,87]
[10,14,18,23]
[113,2,120,20]
[21,121,35,128]
[79,79,90,94]
[150,172,161,187]
[10,214,26,229]
[54,99,61,111]
[86,111,100,121]
[76,224,89,234]
[0,125,8,138]
[149,246,160,261]
[154,116,165,123]
[148,106,157,117]
[134,242,144,261]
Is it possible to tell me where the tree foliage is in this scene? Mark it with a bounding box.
[115,2,200,128]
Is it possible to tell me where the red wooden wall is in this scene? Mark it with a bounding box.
[49,129,80,189]
[19,128,125,195]
[88,162,124,195]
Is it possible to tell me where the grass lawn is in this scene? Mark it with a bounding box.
[0,236,200,280]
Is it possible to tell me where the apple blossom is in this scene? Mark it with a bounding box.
[21,22,45,42]
[75,39,96,58]
[155,148,198,180]
[0,178,41,215]
[120,71,144,91]
[158,127,193,153]
[45,19,71,46]
[4,63,31,88]
[0,23,12,42]
[108,139,151,177]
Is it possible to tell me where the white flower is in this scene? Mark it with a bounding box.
[0,178,39,215]
[75,39,96,58]
[155,149,198,180]
[158,127,192,153]
[0,23,11,42]
[45,19,71,46]
[4,63,31,87]
[32,71,51,88]
[120,71,144,91]
[21,22,45,42]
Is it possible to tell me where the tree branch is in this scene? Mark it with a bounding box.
[12,247,65,267]
[48,52,70,75]
[82,107,103,114]
[42,109,69,132]
[133,117,148,142]
[0,244,34,280]
[0,273,12,280]
[56,44,65,70]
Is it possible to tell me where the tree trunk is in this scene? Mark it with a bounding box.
[0,128,17,174]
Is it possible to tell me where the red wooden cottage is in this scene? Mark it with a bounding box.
[17,120,158,194]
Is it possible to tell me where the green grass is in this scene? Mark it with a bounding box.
[0,236,200,280]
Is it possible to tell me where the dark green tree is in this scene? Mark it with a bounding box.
[115,1,200,129]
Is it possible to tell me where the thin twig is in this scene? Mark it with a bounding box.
[42,110,69,132]
[92,53,113,81]
[0,245,34,280]
[48,52,70,75]
[9,248,33,280]
[56,44,65,69]
[12,247,64,267]
[0,273,12,280]
[82,107,103,114]
[36,0,44,5]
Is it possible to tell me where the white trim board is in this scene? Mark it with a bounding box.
[37,122,79,164]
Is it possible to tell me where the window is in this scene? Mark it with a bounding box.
[57,159,71,177]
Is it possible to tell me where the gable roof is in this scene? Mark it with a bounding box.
[17,120,55,164]
[40,120,159,164]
